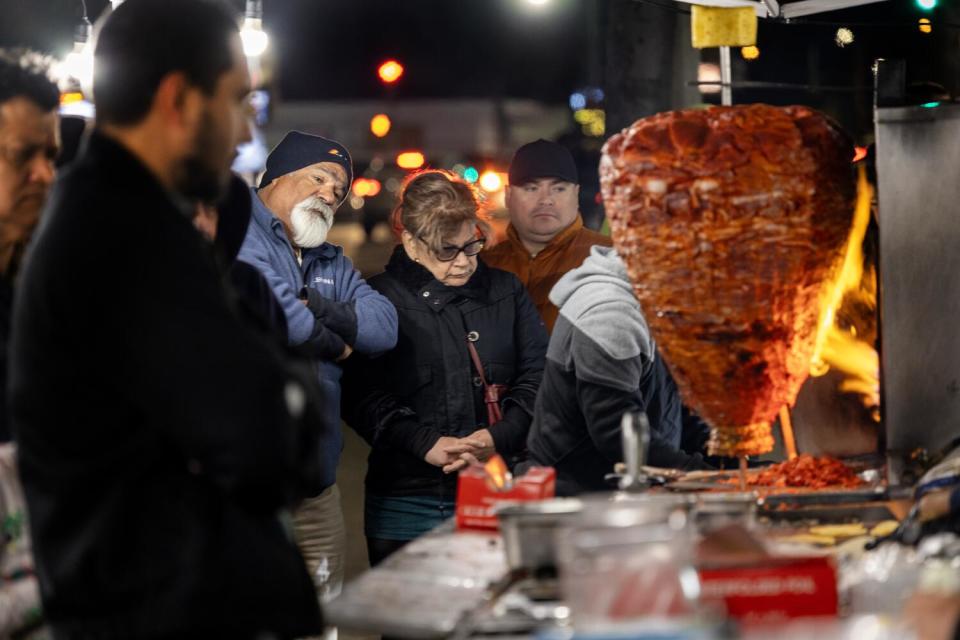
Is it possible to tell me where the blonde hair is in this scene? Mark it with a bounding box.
[392,170,489,253]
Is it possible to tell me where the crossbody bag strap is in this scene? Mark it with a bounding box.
[466,339,490,386]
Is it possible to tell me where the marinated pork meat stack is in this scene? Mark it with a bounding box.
[600,104,855,456]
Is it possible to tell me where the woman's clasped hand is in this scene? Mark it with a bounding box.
[424,429,496,474]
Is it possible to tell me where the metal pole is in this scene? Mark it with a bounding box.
[720,45,733,106]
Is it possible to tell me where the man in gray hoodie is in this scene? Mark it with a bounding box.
[527,245,711,495]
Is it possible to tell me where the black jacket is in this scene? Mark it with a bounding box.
[9,132,324,638]
[342,247,548,499]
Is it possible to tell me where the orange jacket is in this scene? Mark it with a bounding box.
[483,217,612,334]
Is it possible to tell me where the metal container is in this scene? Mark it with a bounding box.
[555,495,700,630]
[692,491,758,532]
[496,498,583,572]
[874,100,960,483]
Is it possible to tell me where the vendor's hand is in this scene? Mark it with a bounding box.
[336,344,353,362]
[465,429,496,462]
[904,592,960,640]
[424,436,484,471]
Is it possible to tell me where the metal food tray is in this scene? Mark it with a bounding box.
[327,523,510,639]
[760,487,892,507]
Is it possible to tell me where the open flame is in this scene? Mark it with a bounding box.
[483,454,512,492]
[807,165,879,421]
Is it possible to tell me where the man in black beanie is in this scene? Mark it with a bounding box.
[238,130,398,614]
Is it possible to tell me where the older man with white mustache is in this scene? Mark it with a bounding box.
[238,131,398,631]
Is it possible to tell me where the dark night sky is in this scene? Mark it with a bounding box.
[0,0,591,102]
[0,0,951,113]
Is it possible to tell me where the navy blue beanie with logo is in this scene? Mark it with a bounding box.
[259,131,353,201]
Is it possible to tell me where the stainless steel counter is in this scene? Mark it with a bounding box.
[327,521,510,639]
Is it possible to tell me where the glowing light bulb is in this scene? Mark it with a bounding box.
[835,28,854,47]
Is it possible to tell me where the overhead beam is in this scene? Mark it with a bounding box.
[760,0,781,17]
[779,0,890,18]
[671,0,889,19]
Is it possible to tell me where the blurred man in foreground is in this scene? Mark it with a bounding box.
[10,1,325,635]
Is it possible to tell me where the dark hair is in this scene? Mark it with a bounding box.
[93,0,239,126]
[0,48,59,112]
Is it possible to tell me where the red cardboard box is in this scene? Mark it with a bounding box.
[698,556,839,623]
[455,466,555,530]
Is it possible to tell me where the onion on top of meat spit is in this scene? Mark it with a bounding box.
[600,104,855,457]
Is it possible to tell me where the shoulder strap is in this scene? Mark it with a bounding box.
[466,339,489,386]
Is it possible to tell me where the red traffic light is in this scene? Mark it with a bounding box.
[378,60,404,84]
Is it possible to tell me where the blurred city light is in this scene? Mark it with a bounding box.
[918,18,933,33]
[479,170,503,192]
[385,177,401,193]
[349,195,364,210]
[463,166,479,183]
[59,92,83,105]
[58,90,94,119]
[60,15,93,93]
[697,63,721,95]
[741,45,760,60]
[396,151,425,169]
[240,1,269,58]
[569,92,586,110]
[62,44,93,89]
[852,146,868,162]
[835,27,854,47]
[353,178,382,198]
[922,101,941,108]
[370,157,385,172]
[526,0,551,5]
[370,113,392,138]
[574,108,605,137]
[916,0,937,10]
[378,60,405,84]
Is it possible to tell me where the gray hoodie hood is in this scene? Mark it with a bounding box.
[549,245,654,362]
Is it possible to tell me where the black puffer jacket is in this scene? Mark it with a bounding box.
[341,246,548,499]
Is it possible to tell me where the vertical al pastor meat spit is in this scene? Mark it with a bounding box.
[600,104,855,457]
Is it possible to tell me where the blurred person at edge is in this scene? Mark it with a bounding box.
[483,139,611,334]
[237,131,398,620]
[903,487,960,640]
[0,47,60,637]
[10,1,327,637]
[341,170,547,566]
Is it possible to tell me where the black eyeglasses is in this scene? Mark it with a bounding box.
[422,237,486,262]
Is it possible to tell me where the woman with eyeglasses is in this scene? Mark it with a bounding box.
[341,170,548,565]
